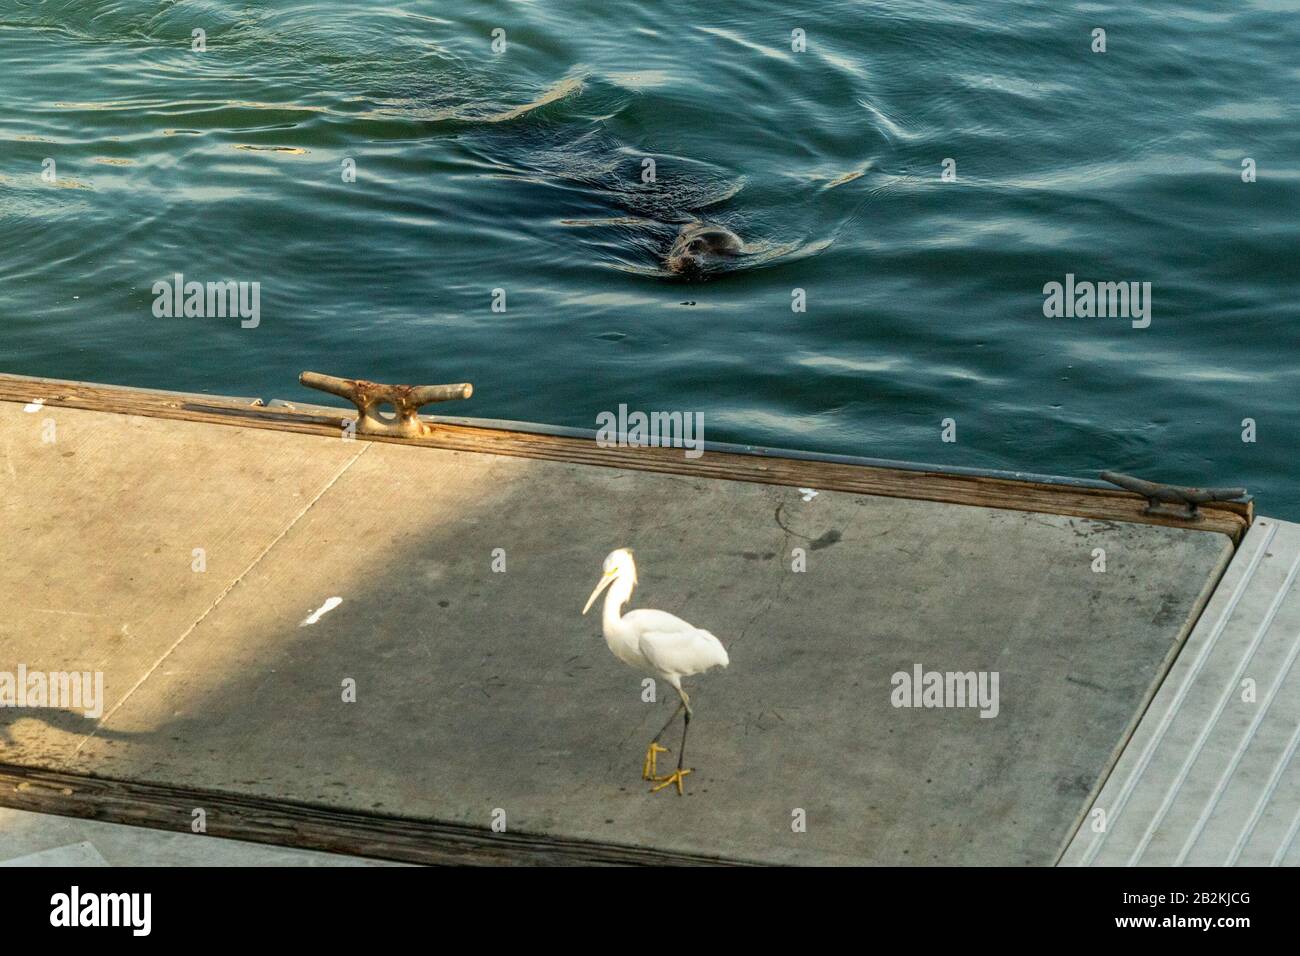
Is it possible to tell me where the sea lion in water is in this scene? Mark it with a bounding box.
[665,221,744,277]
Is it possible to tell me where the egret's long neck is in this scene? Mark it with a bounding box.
[603,572,635,632]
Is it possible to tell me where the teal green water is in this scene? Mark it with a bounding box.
[3,2,1298,514]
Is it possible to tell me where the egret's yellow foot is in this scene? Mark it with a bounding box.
[650,768,692,795]
[642,742,670,780]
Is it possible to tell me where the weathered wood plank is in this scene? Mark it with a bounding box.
[0,372,1250,541]
[0,764,749,866]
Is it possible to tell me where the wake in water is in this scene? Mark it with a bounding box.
[4,2,880,281]
[416,71,852,281]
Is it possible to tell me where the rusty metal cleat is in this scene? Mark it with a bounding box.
[1100,470,1247,521]
[299,371,472,439]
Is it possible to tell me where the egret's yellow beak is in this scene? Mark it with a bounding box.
[582,570,617,615]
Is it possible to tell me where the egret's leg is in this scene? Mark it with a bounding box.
[643,701,684,780]
[642,742,669,781]
[651,690,693,796]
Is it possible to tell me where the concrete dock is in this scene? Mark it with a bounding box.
[0,372,1268,865]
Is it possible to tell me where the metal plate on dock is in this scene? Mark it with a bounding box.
[1,398,1235,864]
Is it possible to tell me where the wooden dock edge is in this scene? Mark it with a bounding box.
[0,372,1252,543]
[0,763,754,866]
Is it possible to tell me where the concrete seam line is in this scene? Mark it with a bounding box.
[68,443,372,758]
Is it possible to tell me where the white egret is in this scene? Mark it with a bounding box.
[582,548,729,795]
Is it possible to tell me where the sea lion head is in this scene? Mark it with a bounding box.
[665,221,743,277]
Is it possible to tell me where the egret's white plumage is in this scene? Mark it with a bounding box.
[582,548,729,795]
